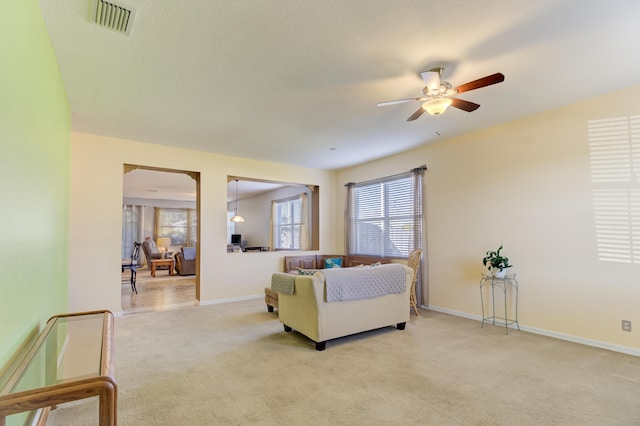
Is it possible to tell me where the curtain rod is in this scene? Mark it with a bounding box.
[344,164,427,187]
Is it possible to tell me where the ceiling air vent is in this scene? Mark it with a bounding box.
[93,0,134,35]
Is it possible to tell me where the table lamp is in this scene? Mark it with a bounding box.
[156,237,171,253]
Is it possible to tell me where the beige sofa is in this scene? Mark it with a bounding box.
[264,254,392,312]
[283,254,392,272]
[276,264,413,350]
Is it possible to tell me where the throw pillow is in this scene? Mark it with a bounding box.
[369,261,381,267]
[324,257,343,268]
[146,241,159,254]
[182,247,196,260]
[298,268,316,275]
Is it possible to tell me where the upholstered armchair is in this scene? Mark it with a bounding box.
[175,246,196,276]
[141,239,170,269]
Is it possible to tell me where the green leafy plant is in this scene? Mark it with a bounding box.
[482,245,512,272]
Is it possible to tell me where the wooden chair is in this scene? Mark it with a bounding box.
[407,249,422,316]
[122,242,142,294]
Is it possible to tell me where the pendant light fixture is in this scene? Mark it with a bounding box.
[230,179,245,223]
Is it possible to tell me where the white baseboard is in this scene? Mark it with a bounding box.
[198,294,263,306]
[424,305,640,357]
[117,301,197,316]
[116,294,264,315]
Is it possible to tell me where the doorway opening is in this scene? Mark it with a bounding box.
[122,164,200,313]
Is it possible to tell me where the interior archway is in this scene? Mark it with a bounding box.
[122,164,200,313]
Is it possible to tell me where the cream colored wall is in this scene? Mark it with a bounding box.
[235,185,313,248]
[70,132,337,314]
[337,85,640,354]
[69,85,640,353]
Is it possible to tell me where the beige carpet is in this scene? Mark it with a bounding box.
[47,301,640,425]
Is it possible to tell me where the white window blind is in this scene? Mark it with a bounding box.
[348,173,421,257]
[155,208,197,246]
[122,204,143,257]
[589,115,640,263]
[274,196,302,250]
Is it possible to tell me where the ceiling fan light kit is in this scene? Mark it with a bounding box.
[422,68,443,92]
[422,98,452,116]
[378,67,505,121]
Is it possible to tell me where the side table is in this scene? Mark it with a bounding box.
[479,274,520,334]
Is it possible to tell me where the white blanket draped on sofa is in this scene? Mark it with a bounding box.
[321,264,406,302]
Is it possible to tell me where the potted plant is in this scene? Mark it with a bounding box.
[482,245,512,278]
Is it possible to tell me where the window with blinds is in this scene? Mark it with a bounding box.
[348,174,420,258]
[274,196,302,250]
[122,205,142,258]
[589,115,640,263]
[156,208,197,246]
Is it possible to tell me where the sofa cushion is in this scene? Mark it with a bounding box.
[324,258,343,268]
[182,246,196,260]
[346,256,391,267]
[354,261,381,268]
[284,254,390,272]
[284,255,317,273]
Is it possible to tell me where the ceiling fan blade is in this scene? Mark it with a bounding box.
[407,107,425,121]
[451,98,481,112]
[377,97,425,107]
[454,73,505,94]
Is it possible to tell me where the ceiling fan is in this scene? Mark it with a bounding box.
[377,67,505,121]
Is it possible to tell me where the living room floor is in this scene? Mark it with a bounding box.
[121,267,196,314]
[47,298,640,425]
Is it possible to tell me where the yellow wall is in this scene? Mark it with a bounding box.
[0,0,70,376]
[337,85,640,355]
[72,86,640,355]
[69,133,337,313]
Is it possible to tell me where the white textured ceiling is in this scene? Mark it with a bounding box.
[40,0,640,171]
[123,169,196,201]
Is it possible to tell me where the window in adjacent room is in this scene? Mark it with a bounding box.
[122,204,143,258]
[272,193,310,250]
[155,208,197,246]
[346,167,425,258]
[227,211,236,244]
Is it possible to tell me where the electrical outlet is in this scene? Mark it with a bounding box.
[622,320,632,332]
